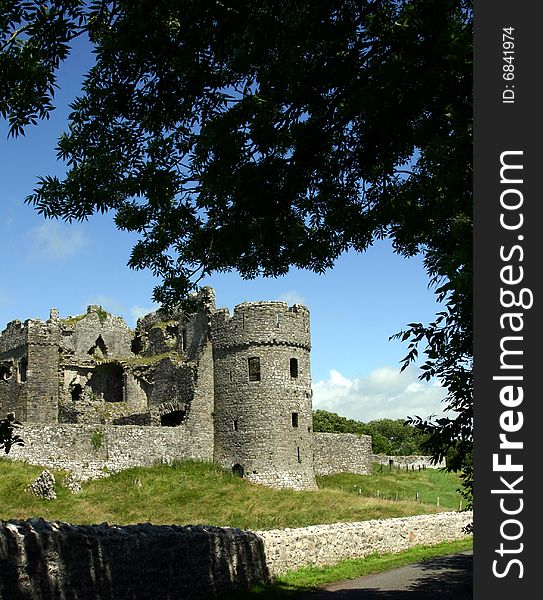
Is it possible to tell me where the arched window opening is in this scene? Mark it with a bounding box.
[88,335,108,358]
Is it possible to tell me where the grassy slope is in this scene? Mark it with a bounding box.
[0,459,465,529]
[318,464,466,510]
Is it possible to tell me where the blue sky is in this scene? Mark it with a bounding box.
[0,40,447,423]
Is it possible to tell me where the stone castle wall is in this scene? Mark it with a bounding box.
[212,302,316,490]
[61,306,134,359]
[8,424,213,479]
[25,320,60,424]
[0,512,472,598]
[313,432,373,476]
[0,292,397,490]
[0,321,28,421]
[211,302,311,350]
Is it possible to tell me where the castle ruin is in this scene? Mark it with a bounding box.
[0,288,372,489]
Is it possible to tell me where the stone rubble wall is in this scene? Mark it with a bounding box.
[0,320,27,355]
[313,432,373,476]
[8,424,213,480]
[256,511,473,577]
[61,308,134,359]
[0,520,268,600]
[0,512,472,599]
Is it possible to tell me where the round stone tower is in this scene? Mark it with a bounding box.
[211,301,317,490]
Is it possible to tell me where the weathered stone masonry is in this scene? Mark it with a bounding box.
[1,288,373,489]
[0,512,473,599]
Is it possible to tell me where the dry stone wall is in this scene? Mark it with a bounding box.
[256,511,473,577]
[0,512,472,599]
[0,519,268,600]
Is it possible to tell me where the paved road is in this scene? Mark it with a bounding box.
[296,551,473,599]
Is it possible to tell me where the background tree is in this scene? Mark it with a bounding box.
[1,0,472,502]
[313,410,430,455]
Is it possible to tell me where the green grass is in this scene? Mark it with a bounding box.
[223,538,473,598]
[318,464,466,511]
[0,459,466,529]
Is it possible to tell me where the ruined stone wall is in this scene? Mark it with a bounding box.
[0,512,472,598]
[8,424,213,479]
[0,520,268,600]
[59,362,150,425]
[257,511,473,577]
[60,306,133,360]
[212,302,316,490]
[313,432,373,476]
[0,321,28,420]
[134,290,213,361]
[184,336,216,460]
[24,320,60,424]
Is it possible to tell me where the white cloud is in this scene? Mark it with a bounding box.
[278,290,307,306]
[312,365,448,423]
[26,221,88,261]
[129,304,160,325]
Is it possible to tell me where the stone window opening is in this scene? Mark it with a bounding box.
[89,362,123,402]
[297,447,302,463]
[248,357,260,382]
[71,383,83,402]
[181,329,187,351]
[276,311,280,327]
[233,419,238,431]
[232,464,244,478]
[17,357,28,383]
[131,336,143,355]
[88,335,108,358]
[291,412,299,428]
[290,358,298,378]
[0,362,13,381]
[160,410,186,426]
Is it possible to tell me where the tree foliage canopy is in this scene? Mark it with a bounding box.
[313,410,430,456]
[1,0,472,500]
